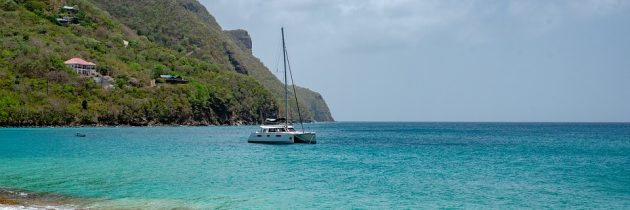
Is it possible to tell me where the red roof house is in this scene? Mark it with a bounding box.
[65,58,96,76]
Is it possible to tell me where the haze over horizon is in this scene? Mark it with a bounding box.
[203,0,630,122]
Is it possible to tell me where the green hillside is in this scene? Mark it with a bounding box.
[0,0,278,126]
[0,0,333,126]
[89,0,334,122]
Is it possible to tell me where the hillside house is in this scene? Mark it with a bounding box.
[65,58,97,76]
[160,75,189,84]
[57,6,80,24]
[56,16,77,24]
[62,6,78,14]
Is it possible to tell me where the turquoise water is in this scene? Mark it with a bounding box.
[1,123,629,209]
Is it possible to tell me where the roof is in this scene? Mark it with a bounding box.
[260,125,294,129]
[64,58,96,66]
[63,6,76,10]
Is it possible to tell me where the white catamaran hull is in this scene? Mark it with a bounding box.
[248,132,295,144]
[248,132,316,144]
[294,132,316,144]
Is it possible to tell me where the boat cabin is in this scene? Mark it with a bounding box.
[258,125,296,133]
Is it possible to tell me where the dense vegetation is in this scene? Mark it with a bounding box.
[0,0,278,126]
[90,0,334,122]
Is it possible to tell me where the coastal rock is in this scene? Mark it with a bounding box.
[225,46,248,74]
[225,29,253,53]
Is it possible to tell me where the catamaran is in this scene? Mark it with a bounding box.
[247,28,316,144]
[248,118,316,144]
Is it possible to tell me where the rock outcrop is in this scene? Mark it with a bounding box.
[225,29,253,53]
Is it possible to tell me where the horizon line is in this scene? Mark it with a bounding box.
[329,120,630,124]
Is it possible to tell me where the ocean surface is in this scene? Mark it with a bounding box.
[1,122,629,209]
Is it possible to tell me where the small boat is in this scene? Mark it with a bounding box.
[248,28,316,144]
[75,133,86,137]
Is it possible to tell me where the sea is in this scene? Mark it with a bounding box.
[0,122,629,209]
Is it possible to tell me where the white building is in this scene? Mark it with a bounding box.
[64,58,97,76]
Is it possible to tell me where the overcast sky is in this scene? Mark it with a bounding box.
[201,0,630,122]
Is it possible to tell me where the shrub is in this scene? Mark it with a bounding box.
[0,0,18,11]
[62,84,74,94]
[0,50,15,60]
[129,62,141,71]
[152,64,168,78]
[24,0,46,12]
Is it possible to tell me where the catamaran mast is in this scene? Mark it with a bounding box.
[282,27,289,129]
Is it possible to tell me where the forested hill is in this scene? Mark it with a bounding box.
[89,0,333,122]
[0,0,333,126]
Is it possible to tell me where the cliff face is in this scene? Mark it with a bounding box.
[225,29,252,53]
[224,29,334,122]
[296,87,335,122]
[90,0,334,122]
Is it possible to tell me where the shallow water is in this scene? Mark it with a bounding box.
[1,123,629,209]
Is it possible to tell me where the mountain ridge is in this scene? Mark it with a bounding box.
[89,0,334,122]
[0,0,333,126]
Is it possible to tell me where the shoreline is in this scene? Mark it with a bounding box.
[0,122,253,129]
[0,188,89,210]
[0,121,329,129]
[0,124,224,129]
[0,188,196,209]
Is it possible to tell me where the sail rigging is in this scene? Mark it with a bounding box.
[281,27,305,131]
[247,27,316,144]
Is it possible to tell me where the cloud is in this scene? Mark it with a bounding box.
[570,0,629,16]
[204,0,629,51]
[502,0,629,37]
[205,0,479,50]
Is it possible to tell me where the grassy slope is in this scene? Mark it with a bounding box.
[90,0,334,122]
[0,0,277,126]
